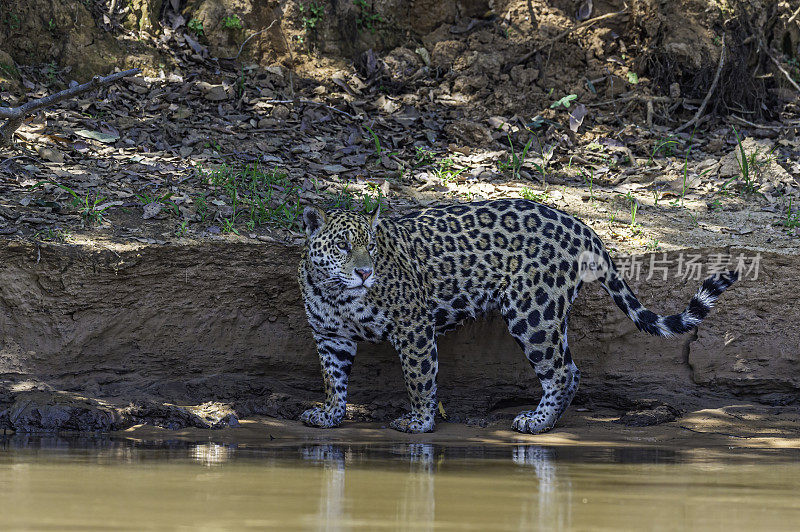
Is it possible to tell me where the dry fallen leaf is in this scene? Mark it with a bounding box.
[569,104,588,132]
[75,129,120,144]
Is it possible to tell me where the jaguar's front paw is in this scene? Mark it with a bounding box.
[389,412,435,433]
[511,410,556,435]
[299,406,343,428]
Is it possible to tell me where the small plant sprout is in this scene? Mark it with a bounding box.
[134,191,179,216]
[499,133,549,182]
[194,193,209,222]
[618,191,640,228]
[33,227,70,243]
[672,129,709,208]
[534,141,554,184]
[499,133,532,180]
[733,126,751,189]
[581,168,595,202]
[45,61,57,84]
[722,127,775,196]
[325,181,387,214]
[195,163,304,231]
[550,94,578,109]
[222,15,242,29]
[645,239,660,251]
[433,157,466,184]
[353,0,383,33]
[203,140,223,152]
[176,220,189,236]
[413,147,436,167]
[365,125,383,160]
[188,18,204,36]
[328,181,355,210]
[647,136,679,166]
[520,187,550,203]
[4,13,21,31]
[31,180,111,226]
[362,182,388,213]
[784,198,800,233]
[300,2,324,32]
[222,217,239,234]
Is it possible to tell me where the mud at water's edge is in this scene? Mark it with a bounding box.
[110,406,800,454]
[0,238,797,435]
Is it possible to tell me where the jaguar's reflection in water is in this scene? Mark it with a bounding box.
[298,443,561,532]
[3,435,795,530]
[302,445,347,531]
[512,445,567,531]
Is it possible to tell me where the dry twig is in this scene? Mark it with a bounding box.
[675,35,725,133]
[767,52,800,93]
[586,94,681,107]
[0,68,141,147]
[265,99,358,120]
[504,8,628,71]
[729,114,790,130]
[788,4,800,25]
[220,20,278,61]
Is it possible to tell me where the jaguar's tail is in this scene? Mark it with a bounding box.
[600,262,738,338]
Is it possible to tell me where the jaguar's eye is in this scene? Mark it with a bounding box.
[336,241,349,251]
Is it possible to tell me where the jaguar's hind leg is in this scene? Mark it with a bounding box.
[502,300,580,434]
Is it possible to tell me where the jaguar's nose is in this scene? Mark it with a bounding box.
[355,267,373,281]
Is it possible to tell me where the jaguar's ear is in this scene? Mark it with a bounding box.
[303,206,327,237]
[369,206,380,230]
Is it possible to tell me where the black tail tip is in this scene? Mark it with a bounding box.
[702,270,739,295]
[718,270,739,287]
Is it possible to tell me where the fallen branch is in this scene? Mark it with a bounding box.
[675,35,725,133]
[0,68,141,147]
[504,8,628,71]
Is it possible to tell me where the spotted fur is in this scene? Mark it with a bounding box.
[298,199,737,434]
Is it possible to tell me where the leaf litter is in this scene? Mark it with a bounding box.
[0,0,798,254]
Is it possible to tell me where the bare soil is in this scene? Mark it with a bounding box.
[0,0,798,435]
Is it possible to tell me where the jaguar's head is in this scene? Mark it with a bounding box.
[302,206,379,291]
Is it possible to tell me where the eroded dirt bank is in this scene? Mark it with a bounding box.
[0,237,797,434]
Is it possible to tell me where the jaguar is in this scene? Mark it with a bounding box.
[297,199,737,434]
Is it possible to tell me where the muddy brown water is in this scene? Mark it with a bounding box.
[1,437,799,531]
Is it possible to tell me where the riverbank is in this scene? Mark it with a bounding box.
[1,236,797,436]
[111,404,800,454]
